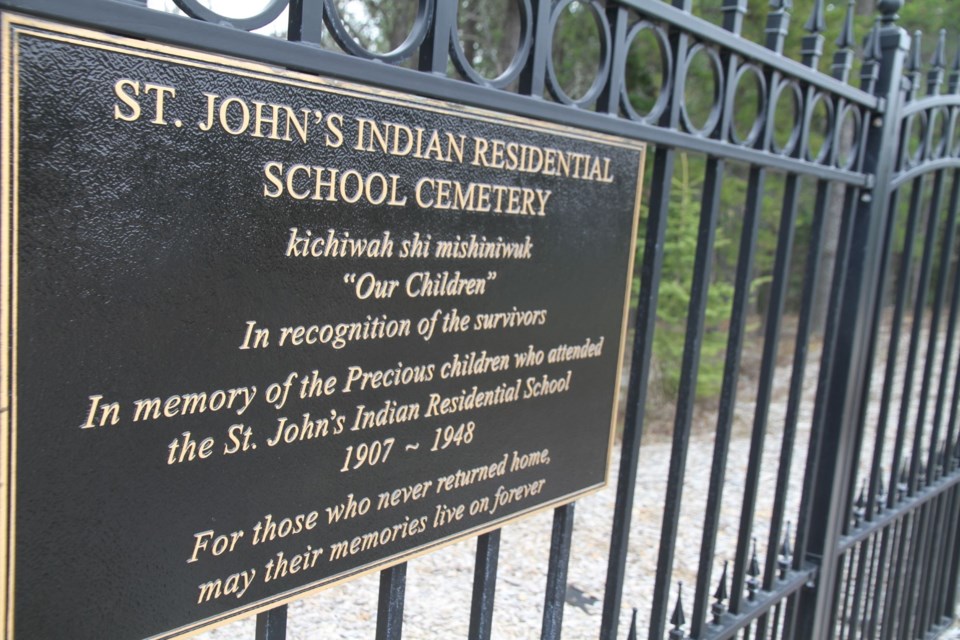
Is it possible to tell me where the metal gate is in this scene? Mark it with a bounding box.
[3,0,959,638]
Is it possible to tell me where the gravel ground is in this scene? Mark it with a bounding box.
[194,313,958,639]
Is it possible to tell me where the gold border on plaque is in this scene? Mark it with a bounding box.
[0,12,646,640]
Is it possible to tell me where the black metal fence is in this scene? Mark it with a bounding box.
[5,0,960,638]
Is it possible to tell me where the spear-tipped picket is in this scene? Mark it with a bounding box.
[860,19,883,93]
[897,462,909,500]
[804,0,825,35]
[853,484,867,528]
[711,561,729,625]
[934,442,946,481]
[765,0,792,53]
[870,21,884,60]
[837,0,856,50]
[928,29,947,95]
[911,32,925,69]
[875,472,887,511]
[906,31,924,99]
[832,0,856,81]
[801,0,825,68]
[933,30,947,68]
[626,607,638,640]
[669,582,686,640]
[778,522,793,580]
[746,539,762,601]
[949,42,960,93]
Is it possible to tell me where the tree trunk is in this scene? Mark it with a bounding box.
[810,119,854,335]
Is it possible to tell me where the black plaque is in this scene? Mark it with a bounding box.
[0,14,645,640]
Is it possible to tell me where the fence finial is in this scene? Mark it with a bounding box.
[929,30,947,94]
[779,522,793,559]
[831,0,856,81]
[711,561,729,625]
[778,522,793,580]
[876,471,887,509]
[853,484,866,527]
[746,539,761,601]
[864,20,882,64]
[932,30,947,70]
[860,19,883,92]
[906,31,924,98]
[804,0,825,35]
[669,582,686,639]
[836,0,856,50]
[801,0,826,67]
[877,0,902,25]
[952,45,960,95]
[897,461,909,500]
[626,607,638,640]
[907,31,923,73]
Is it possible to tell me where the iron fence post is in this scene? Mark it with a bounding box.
[255,606,287,640]
[792,4,909,637]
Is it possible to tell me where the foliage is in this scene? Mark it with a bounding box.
[550,2,603,99]
[456,0,521,79]
[648,153,735,399]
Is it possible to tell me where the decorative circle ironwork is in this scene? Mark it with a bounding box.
[619,20,672,123]
[728,63,767,147]
[770,80,803,156]
[679,43,723,137]
[951,108,960,158]
[904,112,926,168]
[450,0,533,89]
[323,0,433,63]
[927,107,948,160]
[544,0,612,107]
[835,104,862,170]
[172,0,289,31]
[805,93,834,164]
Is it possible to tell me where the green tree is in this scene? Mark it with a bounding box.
[648,153,736,399]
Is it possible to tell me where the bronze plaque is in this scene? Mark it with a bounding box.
[0,14,645,639]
